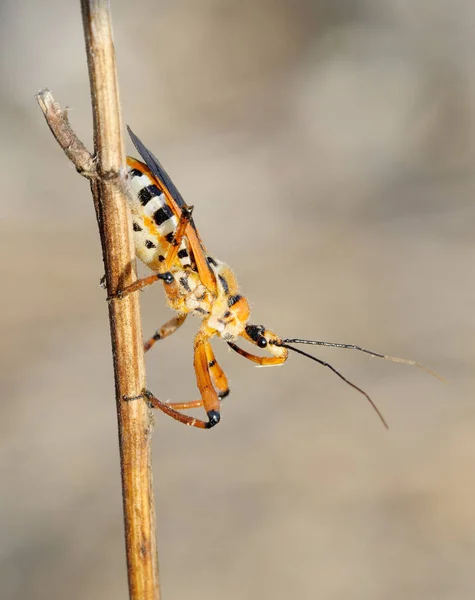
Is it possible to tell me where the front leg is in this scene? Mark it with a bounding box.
[227,324,289,365]
[108,271,174,300]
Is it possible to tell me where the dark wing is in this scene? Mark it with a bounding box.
[127,125,187,209]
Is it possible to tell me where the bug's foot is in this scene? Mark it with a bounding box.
[205,410,221,429]
[106,289,127,302]
[123,388,151,402]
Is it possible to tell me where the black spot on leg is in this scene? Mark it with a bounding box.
[133,221,143,232]
[145,240,156,249]
[177,248,188,259]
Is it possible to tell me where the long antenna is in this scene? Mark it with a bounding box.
[280,343,389,429]
[281,338,444,381]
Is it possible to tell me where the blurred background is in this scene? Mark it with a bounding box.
[1,1,474,598]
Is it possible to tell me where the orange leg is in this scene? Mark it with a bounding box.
[227,326,289,365]
[144,314,187,352]
[192,335,221,427]
[207,345,230,399]
[152,346,228,411]
[134,335,223,429]
[144,315,228,397]
[228,342,287,367]
[164,204,193,271]
[167,343,229,406]
[227,342,287,366]
[140,391,210,429]
[108,272,174,300]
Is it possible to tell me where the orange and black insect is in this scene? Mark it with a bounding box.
[113,126,439,429]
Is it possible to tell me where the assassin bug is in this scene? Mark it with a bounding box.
[112,126,440,430]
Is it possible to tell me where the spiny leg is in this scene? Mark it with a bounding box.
[144,314,187,352]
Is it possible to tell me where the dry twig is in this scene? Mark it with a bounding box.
[36,1,160,598]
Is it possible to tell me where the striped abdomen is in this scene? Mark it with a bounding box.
[126,160,192,272]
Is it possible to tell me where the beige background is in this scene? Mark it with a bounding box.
[1,1,474,599]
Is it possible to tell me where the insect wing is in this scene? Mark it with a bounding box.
[128,125,187,209]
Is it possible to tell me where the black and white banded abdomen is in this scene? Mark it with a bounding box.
[127,166,191,270]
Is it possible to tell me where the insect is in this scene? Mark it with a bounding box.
[112,126,440,430]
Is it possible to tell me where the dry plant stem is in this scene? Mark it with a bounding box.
[36,1,160,598]
[81,2,160,598]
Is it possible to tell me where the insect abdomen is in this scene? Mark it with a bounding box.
[126,160,191,269]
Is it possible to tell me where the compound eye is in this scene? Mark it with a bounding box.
[257,336,268,349]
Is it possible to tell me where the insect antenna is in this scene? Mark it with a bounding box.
[278,343,389,429]
[281,338,444,381]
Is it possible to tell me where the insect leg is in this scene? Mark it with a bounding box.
[153,361,228,412]
[152,344,228,410]
[165,343,229,406]
[135,335,223,427]
[227,326,289,365]
[140,390,210,429]
[108,271,174,300]
[193,335,221,427]
[144,314,187,352]
[141,353,221,430]
[206,345,230,399]
[163,204,194,271]
[227,342,287,365]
